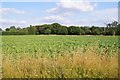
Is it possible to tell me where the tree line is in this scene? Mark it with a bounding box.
[1,21,120,35]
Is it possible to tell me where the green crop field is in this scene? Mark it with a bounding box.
[2,35,119,78]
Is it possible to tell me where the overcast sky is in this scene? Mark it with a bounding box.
[0,0,118,29]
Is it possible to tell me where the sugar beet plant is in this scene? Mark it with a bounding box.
[2,35,118,78]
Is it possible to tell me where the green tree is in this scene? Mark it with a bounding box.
[82,26,91,35]
[0,28,2,35]
[68,26,80,35]
[51,23,61,34]
[35,24,52,35]
[9,26,17,32]
[5,28,10,31]
[90,26,100,35]
[115,24,120,35]
[79,28,85,35]
[0,28,2,31]
[105,21,118,35]
[44,29,51,35]
[57,26,68,35]
[27,25,36,35]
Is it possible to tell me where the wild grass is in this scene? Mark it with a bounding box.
[2,35,118,78]
[3,46,118,78]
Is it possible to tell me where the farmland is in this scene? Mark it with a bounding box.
[2,35,118,78]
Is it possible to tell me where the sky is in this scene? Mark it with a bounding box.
[0,0,118,29]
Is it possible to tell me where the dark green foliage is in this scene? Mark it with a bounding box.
[51,23,62,34]
[79,27,85,35]
[0,28,2,35]
[82,26,91,35]
[0,28,2,31]
[45,29,51,35]
[35,24,52,35]
[1,21,120,35]
[2,31,27,35]
[27,25,36,35]
[57,26,68,35]
[90,26,101,35]
[115,24,120,35]
[68,26,80,35]
[5,28,10,31]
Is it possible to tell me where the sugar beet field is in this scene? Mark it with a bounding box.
[2,35,119,78]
